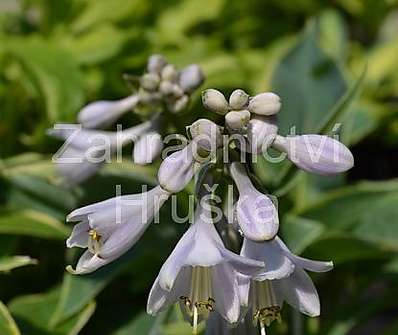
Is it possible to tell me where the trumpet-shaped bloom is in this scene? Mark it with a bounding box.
[157,142,197,193]
[78,95,140,129]
[239,237,333,331]
[229,162,279,241]
[272,134,354,175]
[147,204,264,327]
[66,185,170,274]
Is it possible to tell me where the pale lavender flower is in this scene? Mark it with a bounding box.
[157,142,197,193]
[239,237,333,332]
[272,134,354,175]
[66,185,170,274]
[78,95,140,129]
[229,162,279,241]
[49,122,152,183]
[147,204,264,328]
[179,64,205,93]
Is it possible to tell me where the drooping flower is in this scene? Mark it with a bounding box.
[147,202,264,330]
[66,185,171,274]
[239,237,333,332]
[229,162,279,241]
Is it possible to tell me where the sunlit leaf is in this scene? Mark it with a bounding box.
[0,301,20,335]
[0,256,38,273]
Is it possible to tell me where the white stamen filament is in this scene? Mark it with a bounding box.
[193,305,198,335]
[260,320,267,335]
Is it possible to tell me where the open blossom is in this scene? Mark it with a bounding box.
[229,162,279,241]
[147,203,264,328]
[239,237,333,331]
[66,185,170,274]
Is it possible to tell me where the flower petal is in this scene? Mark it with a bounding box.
[67,250,108,274]
[212,263,241,324]
[275,237,333,273]
[279,267,321,317]
[133,131,163,165]
[147,266,191,315]
[66,222,89,248]
[241,238,295,280]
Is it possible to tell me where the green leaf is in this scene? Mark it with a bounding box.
[112,313,156,335]
[8,288,95,335]
[353,192,398,249]
[317,64,367,135]
[71,0,146,33]
[60,24,129,65]
[0,256,38,273]
[281,215,325,254]
[156,0,225,44]
[0,301,20,335]
[50,248,140,326]
[271,24,347,134]
[0,208,69,239]
[295,179,398,232]
[5,37,84,122]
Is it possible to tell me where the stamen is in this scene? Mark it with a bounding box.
[260,320,267,335]
[192,305,198,335]
[252,280,282,328]
[87,229,103,254]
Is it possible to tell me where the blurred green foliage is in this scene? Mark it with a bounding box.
[0,0,398,334]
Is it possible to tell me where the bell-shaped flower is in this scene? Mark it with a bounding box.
[133,131,163,165]
[239,237,333,332]
[272,134,354,175]
[229,162,279,241]
[179,64,204,93]
[49,122,152,183]
[147,203,264,327]
[157,141,197,193]
[66,185,171,274]
[78,95,140,129]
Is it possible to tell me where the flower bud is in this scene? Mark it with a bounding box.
[247,115,278,153]
[229,89,249,110]
[159,81,183,97]
[272,134,354,175]
[189,119,223,152]
[225,110,250,130]
[133,131,163,165]
[147,54,167,74]
[161,64,178,82]
[140,73,160,91]
[158,143,195,193]
[179,64,204,93]
[248,92,281,115]
[170,95,189,113]
[202,89,229,115]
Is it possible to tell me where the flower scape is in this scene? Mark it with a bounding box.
[52,55,354,335]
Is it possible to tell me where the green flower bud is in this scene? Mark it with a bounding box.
[140,73,160,91]
[225,110,251,130]
[161,64,179,82]
[202,89,228,115]
[248,92,281,115]
[229,89,249,110]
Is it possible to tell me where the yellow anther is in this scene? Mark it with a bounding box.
[89,229,101,242]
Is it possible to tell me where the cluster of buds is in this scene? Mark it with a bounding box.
[49,55,204,184]
[62,64,354,333]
